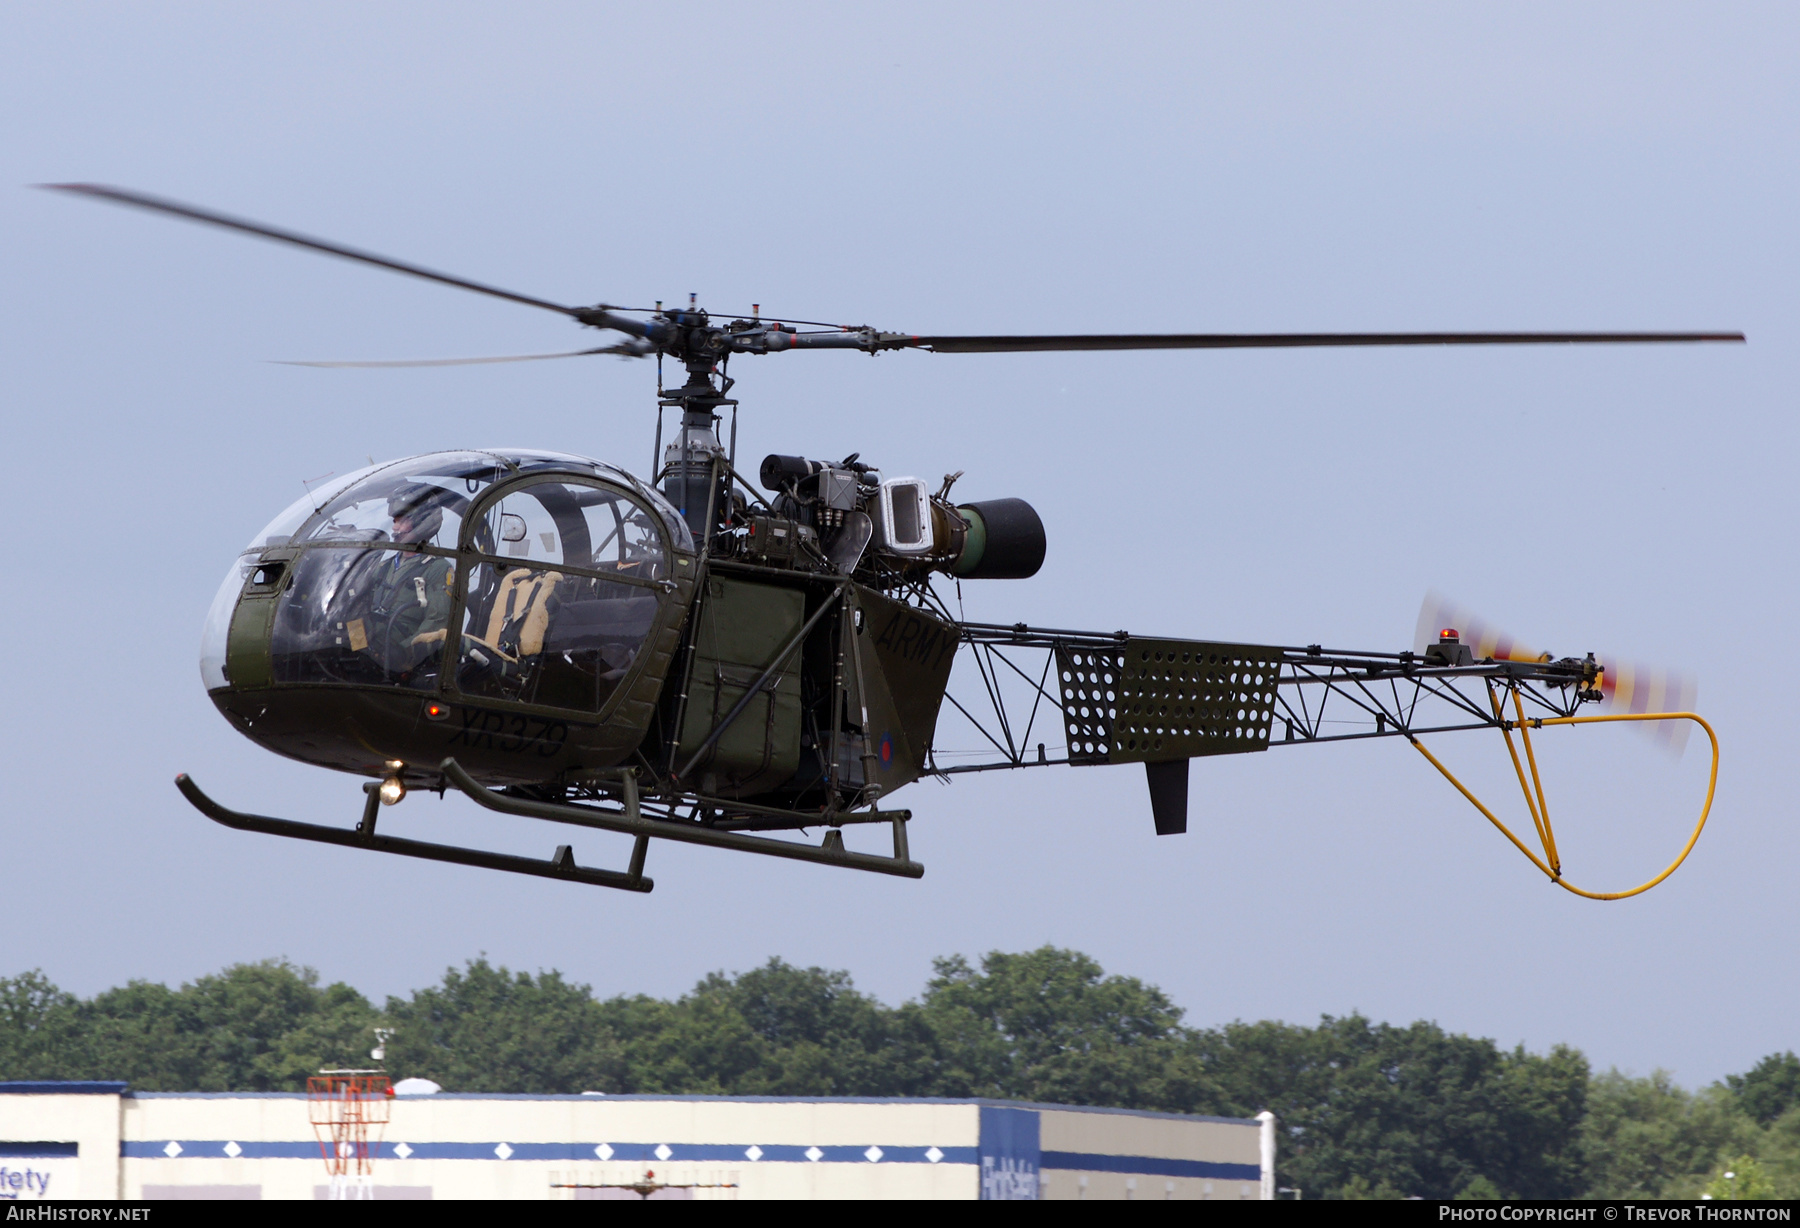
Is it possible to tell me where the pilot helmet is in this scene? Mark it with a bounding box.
[388,483,447,542]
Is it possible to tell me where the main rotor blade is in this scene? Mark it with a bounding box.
[276,346,633,368]
[904,330,1745,353]
[41,182,586,319]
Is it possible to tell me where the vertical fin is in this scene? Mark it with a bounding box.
[1145,760,1189,835]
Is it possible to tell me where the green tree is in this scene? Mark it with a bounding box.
[1756,1106,1800,1199]
[78,961,377,1090]
[601,958,920,1096]
[1495,1041,1591,1198]
[1704,1154,1778,1200]
[599,987,757,1095]
[2,962,375,1090]
[1727,1053,1800,1127]
[914,947,1210,1111]
[1455,1175,1504,1199]
[382,958,621,1093]
[1192,1015,1586,1199]
[1580,1070,1754,1198]
[20,943,1790,1205]
[1338,1174,1408,1199]
[0,970,81,1080]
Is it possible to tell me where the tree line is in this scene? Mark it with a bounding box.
[2,947,1795,1199]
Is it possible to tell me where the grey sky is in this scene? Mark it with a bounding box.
[1,4,1792,1086]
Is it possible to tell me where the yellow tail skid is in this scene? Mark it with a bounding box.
[1410,693,1718,900]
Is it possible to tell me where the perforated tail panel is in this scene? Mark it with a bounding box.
[1058,639,1283,765]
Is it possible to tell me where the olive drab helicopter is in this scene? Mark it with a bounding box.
[48,183,1742,901]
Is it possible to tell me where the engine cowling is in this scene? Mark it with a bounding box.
[949,498,1046,580]
[758,454,1045,580]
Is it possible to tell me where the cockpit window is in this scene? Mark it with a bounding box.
[456,561,658,711]
[476,480,669,580]
[270,547,455,689]
[244,463,384,552]
[590,464,694,555]
[445,477,673,710]
[501,452,694,555]
[296,452,511,550]
[235,451,693,556]
[203,449,690,709]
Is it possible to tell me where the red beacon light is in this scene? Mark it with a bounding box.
[1425,627,1473,667]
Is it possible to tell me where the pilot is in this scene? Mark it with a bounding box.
[364,484,455,674]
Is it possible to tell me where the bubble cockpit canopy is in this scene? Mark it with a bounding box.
[200,450,693,707]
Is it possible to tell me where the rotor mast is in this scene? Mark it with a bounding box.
[647,300,739,541]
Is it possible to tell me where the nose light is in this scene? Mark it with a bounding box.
[379,761,406,806]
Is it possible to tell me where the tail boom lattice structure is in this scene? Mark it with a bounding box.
[943,623,1601,766]
[937,622,1716,898]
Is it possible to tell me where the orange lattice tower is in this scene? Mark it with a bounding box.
[308,1070,393,1200]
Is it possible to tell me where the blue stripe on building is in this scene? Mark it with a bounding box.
[0,1143,80,1158]
[1041,1151,1260,1181]
[123,1142,320,1160]
[120,1141,980,1165]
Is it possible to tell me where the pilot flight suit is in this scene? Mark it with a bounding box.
[362,549,454,676]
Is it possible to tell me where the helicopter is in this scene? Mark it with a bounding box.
[48,183,1740,901]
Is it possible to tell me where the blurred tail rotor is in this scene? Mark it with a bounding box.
[1414,591,1697,755]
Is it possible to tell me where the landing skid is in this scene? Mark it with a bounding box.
[174,757,922,893]
[175,771,653,892]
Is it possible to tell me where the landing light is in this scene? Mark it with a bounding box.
[378,777,406,806]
